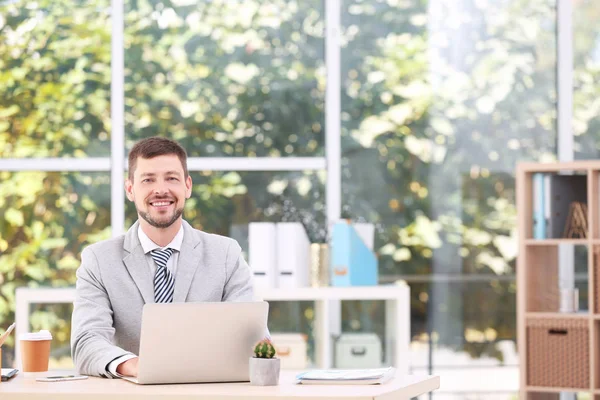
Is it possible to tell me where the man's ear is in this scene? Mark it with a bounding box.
[185,175,192,199]
[125,179,135,201]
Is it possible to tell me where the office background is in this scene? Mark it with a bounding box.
[0,0,597,397]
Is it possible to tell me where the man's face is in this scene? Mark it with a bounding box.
[125,155,192,229]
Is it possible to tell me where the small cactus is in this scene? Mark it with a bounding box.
[253,339,277,359]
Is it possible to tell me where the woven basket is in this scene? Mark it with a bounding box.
[526,318,589,388]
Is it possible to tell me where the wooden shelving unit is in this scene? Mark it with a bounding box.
[526,386,591,394]
[524,239,589,246]
[525,312,589,320]
[517,161,600,399]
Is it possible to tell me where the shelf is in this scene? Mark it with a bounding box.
[526,386,591,393]
[519,161,600,394]
[259,285,409,301]
[14,285,410,303]
[524,239,589,246]
[518,160,600,172]
[526,312,590,320]
[14,286,411,373]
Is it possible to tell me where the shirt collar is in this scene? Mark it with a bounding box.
[137,223,184,254]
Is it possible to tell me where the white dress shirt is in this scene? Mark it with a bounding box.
[106,224,184,378]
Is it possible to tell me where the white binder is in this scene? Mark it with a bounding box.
[276,222,310,288]
[248,222,277,290]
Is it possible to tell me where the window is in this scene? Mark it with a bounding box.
[0,1,111,157]
[574,0,600,159]
[1,0,589,397]
[0,172,110,365]
[124,0,325,157]
[125,170,326,247]
[340,0,556,395]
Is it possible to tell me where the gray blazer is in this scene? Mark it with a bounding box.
[70,220,255,377]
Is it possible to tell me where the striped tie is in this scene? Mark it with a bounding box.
[151,248,174,303]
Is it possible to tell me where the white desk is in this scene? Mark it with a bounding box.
[0,370,439,400]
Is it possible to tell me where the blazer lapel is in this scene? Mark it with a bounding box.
[123,221,155,304]
[173,221,203,302]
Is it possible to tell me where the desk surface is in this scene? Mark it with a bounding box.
[0,370,439,400]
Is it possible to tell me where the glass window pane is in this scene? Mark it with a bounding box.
[339,300,386,367]
[337,278,517,384]
[124,0,325,157]
[421,279,517,395]
[412,279,517,377]
[268,301,316,365]
[340,0,555,387]
[0,2,111,157]
[124,170,325,366]
[574,0,600,159]
[125,170,326,250]
[30,303,75,369]
[0,171,111,367]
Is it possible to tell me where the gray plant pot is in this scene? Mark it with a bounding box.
[249,357,280,386]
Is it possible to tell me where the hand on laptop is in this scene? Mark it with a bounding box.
[116,357,139,377]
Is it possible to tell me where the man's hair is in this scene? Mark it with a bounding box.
[128,137,188,181]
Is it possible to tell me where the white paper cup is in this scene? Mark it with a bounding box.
[20,330,52,373]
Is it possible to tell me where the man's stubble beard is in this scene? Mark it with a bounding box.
[138,206,184,229]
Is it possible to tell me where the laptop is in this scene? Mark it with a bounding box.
[123,301,269,385]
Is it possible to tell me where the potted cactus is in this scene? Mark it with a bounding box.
[249,339,280,386]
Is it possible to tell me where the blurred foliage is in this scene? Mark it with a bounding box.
[0,172,110,366]
[0,0,567,370]
[123,0,325,157]
[0,0,112,368]
[573,0,600,158]
[124,171,326,243]
[340,0,556,361]
[0,0,111,157]
[125,171,326,363]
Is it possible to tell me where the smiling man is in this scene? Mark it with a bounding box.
[71,137,255,378]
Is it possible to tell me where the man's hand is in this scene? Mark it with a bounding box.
[116,357,139,377]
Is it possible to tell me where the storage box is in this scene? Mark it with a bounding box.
[526,318,589,388]
[270,333,307,369]
[335,333,382,369]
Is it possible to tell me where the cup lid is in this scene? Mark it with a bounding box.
[19,330,52,341]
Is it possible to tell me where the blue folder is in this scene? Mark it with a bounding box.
[330,221,378,286]
[533,173,546,239]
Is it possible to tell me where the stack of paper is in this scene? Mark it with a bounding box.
[295,367,395,385]
[276,222,310,288]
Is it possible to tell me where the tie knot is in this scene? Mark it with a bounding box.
[151,248,173,269]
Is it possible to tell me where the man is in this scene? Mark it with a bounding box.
[71,137,255,378]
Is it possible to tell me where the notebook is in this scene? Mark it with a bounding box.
[296,367,395,385]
